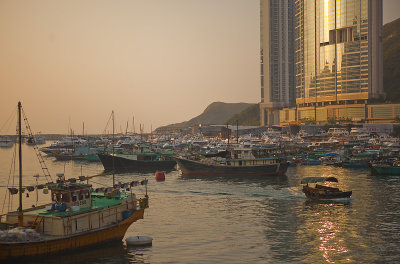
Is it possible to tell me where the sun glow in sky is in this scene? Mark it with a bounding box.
[0,0,399,134]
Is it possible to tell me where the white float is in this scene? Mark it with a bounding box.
[125,236,153,246]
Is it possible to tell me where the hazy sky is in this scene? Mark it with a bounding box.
[0,0,399,134]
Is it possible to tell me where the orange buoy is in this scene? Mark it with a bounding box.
[155,171,165,181]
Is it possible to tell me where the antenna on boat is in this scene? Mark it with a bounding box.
[17,101,23,227]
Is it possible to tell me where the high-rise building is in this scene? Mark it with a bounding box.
[293,0,384,123]
[259,0,296,126]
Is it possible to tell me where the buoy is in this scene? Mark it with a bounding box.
[155,171,165,181]
[126,236,153,246]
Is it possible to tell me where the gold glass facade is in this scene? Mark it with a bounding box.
[295,0,370,107]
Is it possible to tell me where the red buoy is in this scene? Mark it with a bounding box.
[155,171,165,181]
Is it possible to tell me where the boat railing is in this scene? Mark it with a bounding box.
[0,213,7,224]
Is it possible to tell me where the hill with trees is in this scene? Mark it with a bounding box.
[155,102,253,131]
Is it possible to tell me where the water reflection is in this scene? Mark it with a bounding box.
[179,172,289,187]
[299,201,352,263]
[27,242,130,264]
[2,144,400,263]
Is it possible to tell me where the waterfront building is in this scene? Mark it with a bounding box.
[289,0,384,124]
[259,0,296,126]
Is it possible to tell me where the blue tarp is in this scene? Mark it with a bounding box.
[325,153,339,156]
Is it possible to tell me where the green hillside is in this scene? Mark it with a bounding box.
[226,104,260,126]
[383,18,400,102]
[155,102,253,131]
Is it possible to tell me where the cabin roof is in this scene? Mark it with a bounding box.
[22,192,131,218]
[301,177,338,184]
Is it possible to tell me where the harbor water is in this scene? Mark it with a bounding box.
[1,145,400,263]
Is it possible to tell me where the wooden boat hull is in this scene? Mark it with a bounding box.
[0,209,144,260]
[174,157,289,177]
[302,186,352,200]
[98,154,176,171]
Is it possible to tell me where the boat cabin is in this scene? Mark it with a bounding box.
[328,128,349,137]
[229,146,285,166]
[48,174,92,211]
[232,146,283,159]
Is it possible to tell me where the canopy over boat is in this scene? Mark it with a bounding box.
[301,177,338,184]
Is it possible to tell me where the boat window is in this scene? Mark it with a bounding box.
[79,191,84,200]
[61,193,70,202]
[72,194,77,202]
[85,190,90,199]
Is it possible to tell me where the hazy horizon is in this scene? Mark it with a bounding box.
[1,0,399,135]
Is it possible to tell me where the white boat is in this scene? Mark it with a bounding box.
[327,128,349,137]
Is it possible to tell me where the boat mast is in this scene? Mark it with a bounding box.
[236,120,239,144]
[226,123,230,147]
[112,110,115,187]
[18,101,23,227]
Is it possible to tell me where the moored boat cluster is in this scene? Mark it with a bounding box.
[34,125,400,176]
[3,103,400,260]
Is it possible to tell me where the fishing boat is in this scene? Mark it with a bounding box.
[301,177,352,200]
[370,160,400,175]
[0,102,149,260]
[98,112,176,172]
[174,146,289,177]
[98,152,177,172]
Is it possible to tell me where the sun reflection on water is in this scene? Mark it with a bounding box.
[302,201,352,263]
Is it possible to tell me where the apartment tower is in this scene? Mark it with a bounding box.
[294,0,384,123]
[259,0,296,126]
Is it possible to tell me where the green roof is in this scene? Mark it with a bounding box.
[23,192,132,218]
